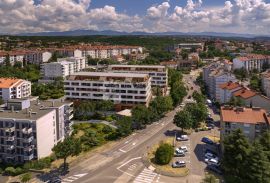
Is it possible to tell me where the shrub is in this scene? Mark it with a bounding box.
[4,167,16,176]
[20,173,32,183]
[155,143,174,165]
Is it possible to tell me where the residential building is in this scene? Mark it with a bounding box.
[174,43,204,51]
[220,106,269,142]
[261,70,270,98]
[233,54,270,72]
[160,61,178,69]
[233,88,270,112]
[0,51,8,65]
[108,65,168,91]
[41,57,86,80]
[218,81,242,103]
[25,50,52,65]
[0,78,31,101]
[64,72,152,111]
[8,51,25,66]
[0,98,73,163]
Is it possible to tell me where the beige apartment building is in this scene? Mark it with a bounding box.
[0,98,73,164]
[64,72,152,111]
[220,106,269,142]
[108,65,168,93]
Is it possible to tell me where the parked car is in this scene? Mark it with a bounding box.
[207,123,215,129]
[188,96,191,99]
[179,146,188,152]
[205,157,220,166]
[49,177,61,183]
[201,137,214,145]
[180,103,185,107]
[174,150,185,157]
[172,161,186,168]
[177,135,189,141]
[206,165,222,175]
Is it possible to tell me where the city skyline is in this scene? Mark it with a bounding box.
[0,0,270,35]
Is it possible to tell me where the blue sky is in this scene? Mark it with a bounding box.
[1,0,270,34]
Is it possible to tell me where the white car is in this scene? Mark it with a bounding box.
[176,135,189,141]
[205,158,220,166]
[179,146,188,152]
[175,148,185,154]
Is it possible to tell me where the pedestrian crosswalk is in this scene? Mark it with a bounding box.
[61,173,88,183]
[133,168,158,183]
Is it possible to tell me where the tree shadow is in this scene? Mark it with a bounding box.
[194,143,206,162]
[36,163,70,182]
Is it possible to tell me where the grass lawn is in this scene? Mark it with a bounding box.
[146,137,189,177]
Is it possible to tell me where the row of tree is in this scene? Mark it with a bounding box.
[222,129,270,183]
[173,91,208,131]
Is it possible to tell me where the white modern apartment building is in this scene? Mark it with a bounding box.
[0,78,31,101]
[25,50,52,65]
[207,70,237,100]
[50,48,83,58]
[108,65,168,90]
[41,57,86,80]
[0,98,73,163]
[174,43,204,51]
[233,54,270,72]
[261,70,270,98]
[64,72,152,111]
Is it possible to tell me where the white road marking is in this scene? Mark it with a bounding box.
[61,173,88,183]
[119,149,127,153]
[133,168,158,183]
[117,157,142,177]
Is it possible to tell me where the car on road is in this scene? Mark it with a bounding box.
[172,161,186,168]
[188,96,191,99]
[206,165,222,175]
[191,86,193,90]
[201,137,214,145]
[177,135,189,141]
[48,177,61,183]
[180,103,185,107]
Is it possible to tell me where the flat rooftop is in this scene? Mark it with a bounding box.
[68,72,149,78]
[0,99,72,121]
[108,65,165,69]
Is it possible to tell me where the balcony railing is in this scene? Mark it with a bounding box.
[6,136,15,141]
[24,154,34,161]
[24,145,34,152]
[7,145,15,150]
[5,126,15,133]
[22,128,33,135]
[23,136,34,143]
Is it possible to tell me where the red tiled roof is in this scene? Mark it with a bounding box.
[233,88,256,99]
[0,78,20,88]
[221,107,268,124]
[219,81,241,90]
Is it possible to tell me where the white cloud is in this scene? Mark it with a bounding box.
[0,0,269,34]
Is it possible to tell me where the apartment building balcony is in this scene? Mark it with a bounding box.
[23,154,34,161]
[5,126,15,133]
[7,145,15,150]
[69,114,74,120]
[6,136,15,142]
[6,154,16,159]
[23,136,34,143]
[24,145,34,152]
[22,128,33,135]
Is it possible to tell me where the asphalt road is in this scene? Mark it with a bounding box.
[37,69,216,183]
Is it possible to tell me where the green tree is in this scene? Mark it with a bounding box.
[192,91,206,104]
[131,105,151,129]
[233,68,248,81]
[20,173,32,183]
[170,81,187,106]
[228,96,245,107]
[247,142,270,183]
[116,117,133,137]
[52,137,81,170]
[173,110,193,131]
[155,143,174,165]
[150,96,173,117]
[222,129,252,183]
[202,174,219,183]
[4,55,11,67]
[186,103,208,128]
